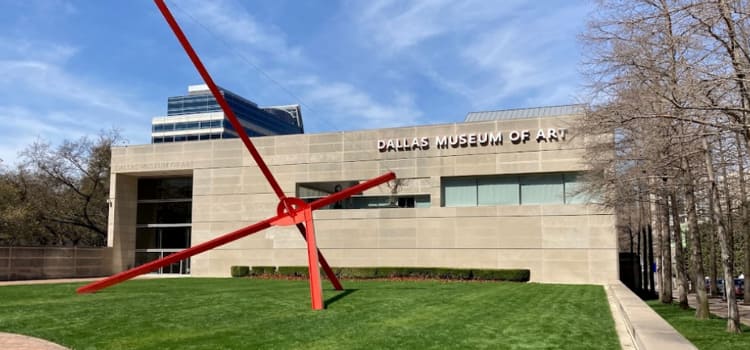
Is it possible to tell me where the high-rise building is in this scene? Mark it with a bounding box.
[151,84,304,143]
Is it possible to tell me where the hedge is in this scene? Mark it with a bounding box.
[238,266,530,282]
[230,266,250,278]
[250,266,276,276]
[277,266,309,277]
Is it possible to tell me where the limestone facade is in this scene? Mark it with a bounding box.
[108,114,618,284]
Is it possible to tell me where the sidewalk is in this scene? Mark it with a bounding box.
[0,332,68,350]
[685,294,750,326]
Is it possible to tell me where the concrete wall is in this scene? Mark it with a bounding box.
[0,247,112,281]
[109,116,618,284]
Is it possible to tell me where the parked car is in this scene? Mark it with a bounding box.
[715,278,744,300]
[705,277,723,294]
[734,278,744,300]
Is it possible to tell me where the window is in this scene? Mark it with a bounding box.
[442,178,477,207]
[199,120,221,129]
[153,123,174,132]
[136,202,192,225]
[138,177,192,200]
[478,176,519,205]
[442,172,585,207]
[520,174,564,205]
[296,181,430,209]
[136,177,192,275]
[564,173,586,204]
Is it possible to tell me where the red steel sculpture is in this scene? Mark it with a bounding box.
[76,0,397,310]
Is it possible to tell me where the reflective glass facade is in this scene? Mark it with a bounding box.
[152,86,303,145]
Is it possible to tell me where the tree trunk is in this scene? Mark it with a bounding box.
[719,138,735,265]
[670,191,689,309]
[650,184,666,301]
[703,136,742,333]
[683,156,710,319]
[736,132,750,305]
[648,222,656,296]
[660,189,673,304]
[709,190,720,297]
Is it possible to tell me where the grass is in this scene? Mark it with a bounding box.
[0,278,620,350]
[648,300,750,350]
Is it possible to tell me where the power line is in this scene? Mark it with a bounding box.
[165,0,340,132]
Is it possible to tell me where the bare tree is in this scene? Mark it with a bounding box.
[582,0,750,330]
[702,135,742,332]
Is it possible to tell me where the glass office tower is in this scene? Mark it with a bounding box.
[151,84,304,143]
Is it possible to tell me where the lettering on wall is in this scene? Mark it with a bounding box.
[377,128,567,152]
[112,160,194,172]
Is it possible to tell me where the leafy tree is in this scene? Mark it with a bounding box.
[0,130,123,247]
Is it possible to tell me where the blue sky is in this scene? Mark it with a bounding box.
[0,0,591,164]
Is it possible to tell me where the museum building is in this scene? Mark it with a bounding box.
[107,104,618,284]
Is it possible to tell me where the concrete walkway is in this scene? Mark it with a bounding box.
[0,332,68,350]
[608,283,697,349]
[685,294,750,326]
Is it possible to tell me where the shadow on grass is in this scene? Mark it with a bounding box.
[325,289,358,308]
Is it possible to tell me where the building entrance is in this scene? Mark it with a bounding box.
[135,177,192,275]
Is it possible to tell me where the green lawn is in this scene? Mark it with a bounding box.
[0,278,619,350]
[648,301,750,350]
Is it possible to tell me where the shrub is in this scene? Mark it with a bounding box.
[334,267,378,279]
[250,266,276,276]
[230,266,250,278]
[277,266,310,277]
[374,267,401,278]
[434,268,473,280]
[471,269,530,282]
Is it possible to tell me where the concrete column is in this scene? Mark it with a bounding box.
[108,174,138,273]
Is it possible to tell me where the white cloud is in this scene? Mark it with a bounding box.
[0,106,85,164]
[296,78,422,130]
[354,0,524,54]
[169,0,424,131]
[349,1,587,109]
[172,0,303,64]
[0,60,142,118]
[0,36,152,163]
[0,37,78,63]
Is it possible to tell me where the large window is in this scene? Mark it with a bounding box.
[135,177,192,274]
[442,172,586,207]
[442,178,477,207]
[520,174,564,205]
[297,181,430,209]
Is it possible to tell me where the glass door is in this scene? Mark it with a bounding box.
[135,177,193,275]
